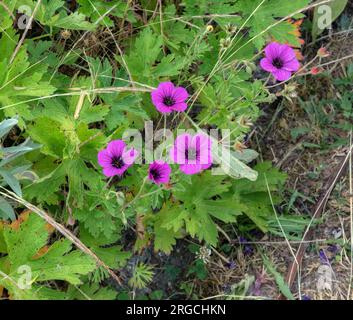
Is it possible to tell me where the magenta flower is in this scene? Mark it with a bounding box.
[97,140,138,177]
[151,82,189,114]
[148,161,171,185]
[170,133,212,175]
[260,42,300,82]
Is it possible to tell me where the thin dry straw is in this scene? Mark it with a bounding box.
[9,0,42,64]
[0,86,152,111]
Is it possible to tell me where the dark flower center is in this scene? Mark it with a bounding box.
[163,96,175,106]
[272,57,283,69]
[150,168,161,180]
[185,148,198,161]
[112,156,124,169]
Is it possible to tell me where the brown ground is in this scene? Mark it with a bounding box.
[194,6,353,300]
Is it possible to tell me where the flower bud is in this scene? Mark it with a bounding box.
[206,25,214,33]
[317,47,330,58]
[310,67,322,75]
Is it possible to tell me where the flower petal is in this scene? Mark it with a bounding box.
[264,42,282,60]
[97,149,112,167]
[272,69,292,82]
[180,163,203,175]
[194,134,212,165]
[170,134,192,164]
[154,102,173,114]
[260,58,277,72]
[201,162,212,170]
[283,58,300,72]
[173,87,188,103]
[106,140,126,158]
[159,81,175,97]
[280,45,297,62]
[122,148,139,165]
[148,161,171,184]
[103,166,123,177]
[151,90,164,106]
[171,102,187,112]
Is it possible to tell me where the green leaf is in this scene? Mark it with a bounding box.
[3,213,49,268]
[37,0,96,31]
[0,169,22,196]
[262,254,295,300]
[77,0,136,27]
[213,143,259,181]
[0,213,96,299]
[27,117,67,159]
[232,149,259,164]
[66,283,117,300]
[28,238,95,285]
[80,227,130,270]
[153,54,186,77]
[0,118,17,138]
[0,139,41,167]
[233,0,310,49]
[159,172,242,245]
[0,0,17,31]
[121,28,187,84]
[0,29,56,126]
[230,162,286,231]
[0,196,16,221]
[24,161,67,205]
[312,0,348,38]
[153,209,182,254]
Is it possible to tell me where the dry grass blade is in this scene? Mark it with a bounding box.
[0,1,15,19]
[9,0,42,64]
[73,91,86,120]
[284,144,353,297]
[264,174,301,297]
[0,85,152,111]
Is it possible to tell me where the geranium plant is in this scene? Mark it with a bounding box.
[0,0,315,300]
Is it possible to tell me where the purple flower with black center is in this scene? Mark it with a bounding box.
[97,140,138,177]
[170,133,212,175]
[148,161,171,185]
[260,42,300,82]
[151,82,189,114]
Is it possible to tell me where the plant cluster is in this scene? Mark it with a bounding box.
[0,0,314,299]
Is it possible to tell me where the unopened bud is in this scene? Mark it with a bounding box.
[206,25,214,33]
[317,47,330,58]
